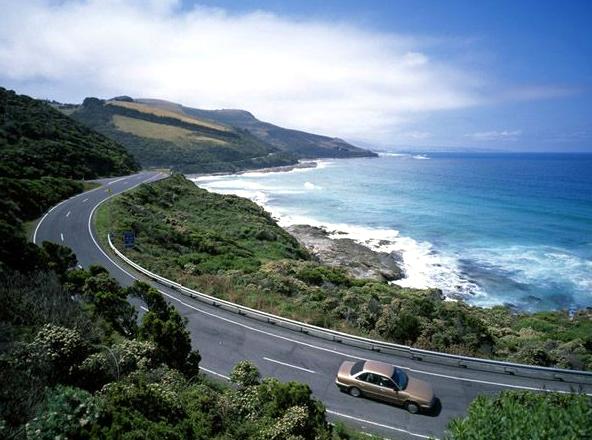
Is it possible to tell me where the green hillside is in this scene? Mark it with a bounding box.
[0,87,139,272]
[1,88,138,180]
[139,98,378,159]
[69,97,297,174]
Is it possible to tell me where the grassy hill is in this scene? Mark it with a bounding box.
[68,97,297,174]
[139,98,377,159]
[0,86,139,272]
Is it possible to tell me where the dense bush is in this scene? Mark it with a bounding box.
[447,390,592,439]
[1,255,345,439]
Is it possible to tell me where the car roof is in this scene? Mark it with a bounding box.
[362,360,395,377]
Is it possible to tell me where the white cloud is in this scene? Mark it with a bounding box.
[0,1,571,145]
[400,130,431,140]
[0,0,485,142]
[466,130,522,141]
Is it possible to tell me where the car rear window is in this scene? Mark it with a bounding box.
[351,361,365,375]
[392,368,408,390]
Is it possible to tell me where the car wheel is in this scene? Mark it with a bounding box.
[349,387,361,398]
[405,401,419,414]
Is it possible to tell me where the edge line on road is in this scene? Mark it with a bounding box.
[263,357,316,374]
[200,366,230,380]
[326,410,436,439]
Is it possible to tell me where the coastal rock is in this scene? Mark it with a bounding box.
[286,224,404,282]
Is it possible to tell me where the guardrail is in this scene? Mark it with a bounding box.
[108,234,592,386]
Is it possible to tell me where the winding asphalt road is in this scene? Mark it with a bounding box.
[33,171,592,439]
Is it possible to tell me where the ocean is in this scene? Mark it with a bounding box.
[192,153,592,312]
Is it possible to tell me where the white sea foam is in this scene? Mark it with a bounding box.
[303,181,322,190]
[377,152,430,160]
[468,246,592,294]
[272,210,484,298]
[193,173,485,299]
[378,152,410,157]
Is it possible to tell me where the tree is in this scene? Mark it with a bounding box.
[82,272,137,337]
[129,281,199,374]
[256,378,330,440]
[447,390,592,440]
[41,241,77,280]
[25,385,100,440]
[230,360,261,387]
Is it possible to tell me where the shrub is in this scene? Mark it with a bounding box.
[230,360,261,387]
[25,386,100,440]
[447,390,592,439]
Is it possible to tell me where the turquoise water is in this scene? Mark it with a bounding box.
[193,153,592,311]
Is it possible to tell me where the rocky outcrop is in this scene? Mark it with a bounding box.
[286,225,404,282]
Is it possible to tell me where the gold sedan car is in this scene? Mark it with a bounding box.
[335,360,435,413]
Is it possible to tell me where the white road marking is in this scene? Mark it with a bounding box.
[201,366,230,380]
[77,264,83,269]
[60,233,64,242]
[82,198,89,203]
[405,367,586,394]
[140,306,149,312]
[84,172,592,398]
[263,357,316,374]
[107,176,128,186]
[33,173,143,244]
[33,198,73,244]
[326,410,435,440]
[66,211,71,217]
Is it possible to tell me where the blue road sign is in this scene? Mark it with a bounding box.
[123,231,135,248]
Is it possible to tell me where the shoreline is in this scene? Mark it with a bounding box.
[188,159,320,179]
[103,173,592,370]
[188,156,480,303]
[188,156,589,312]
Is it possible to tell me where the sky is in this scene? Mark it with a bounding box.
[0,0,590,151]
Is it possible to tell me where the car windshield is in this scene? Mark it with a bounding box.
[351,361,365,376]
[392,368,408,390]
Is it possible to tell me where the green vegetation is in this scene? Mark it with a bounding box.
[2,246,360,439]
[0,87,139,274]
[446,390,592,439]
[1,88,138,180]
[0,86,380,440]
[102,174,592,370]
[69,97,299,173]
